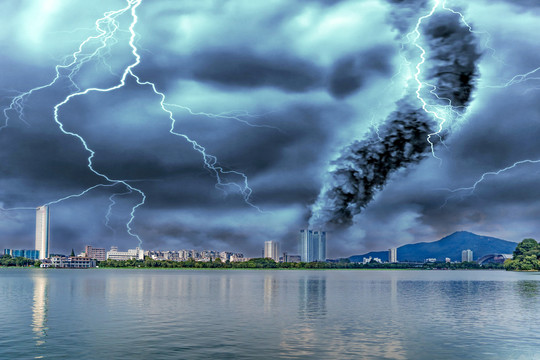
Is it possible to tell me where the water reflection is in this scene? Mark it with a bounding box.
[298,276,326,319]
[32,274,49,349]
[264,275,279,312]
[516,280,540,299]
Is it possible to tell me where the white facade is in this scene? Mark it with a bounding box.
[35,205,50,260]
[264,241,280,261]
[388,248,397,263]
[107,246,144,260]
[462,249,473,262]
[51,256,96,268]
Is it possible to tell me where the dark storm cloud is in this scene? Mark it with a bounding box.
[191,49,322,92]
[447,89,540,178]
[2,0,539,258]
[328,46,395,98]
[137,45,393,97]
[310,9,481,229]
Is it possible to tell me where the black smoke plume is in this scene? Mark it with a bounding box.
[310,9,481,228]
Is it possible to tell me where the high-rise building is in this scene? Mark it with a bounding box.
[85,245,106,261]
[35,206,50,260]
[388,247,397,263]
[264,241,279,261]
[462,249,473,262]
[299,229,327,262]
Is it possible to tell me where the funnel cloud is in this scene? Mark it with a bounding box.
[310,9,481,229]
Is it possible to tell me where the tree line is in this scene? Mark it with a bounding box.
[97,257,503,270]
[504,238,540,271]
[0,254,41,267]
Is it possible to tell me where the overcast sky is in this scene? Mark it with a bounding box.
[1,0,539,258]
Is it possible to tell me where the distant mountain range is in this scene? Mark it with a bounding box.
[349,231,517,263]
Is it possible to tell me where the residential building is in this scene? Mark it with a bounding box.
[85,245,106,261]
[35,205,50,260]
[229,253,247,262]
[462,249,473,262]
[299,229,327,262]
[388,247,397,263]
[106,246,144,260]
[264,241,279,261]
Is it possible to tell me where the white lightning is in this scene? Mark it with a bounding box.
[440,159,540,205]
[1,0,265,247]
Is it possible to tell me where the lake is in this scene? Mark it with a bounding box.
[1,269,540,359]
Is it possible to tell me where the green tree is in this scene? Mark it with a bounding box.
[505,238,540,271]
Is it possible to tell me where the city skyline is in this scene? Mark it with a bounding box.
[1,0,540,258]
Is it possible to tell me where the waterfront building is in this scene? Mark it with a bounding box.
[462,249,473,262]
[299,229,327,262]
[264,241,280,261]
[288,255,301,263]
[106,246,144,260]
[282,252,301,263]
[50,256,96,268]
[35,205,50,260]
[229,253,247,262]
[85,246,106,261]
[388,247,397,263]
[3,249,40,260]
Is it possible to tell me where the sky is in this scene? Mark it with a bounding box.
[1,0,539,258]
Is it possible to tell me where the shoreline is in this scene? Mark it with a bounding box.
[0,266,511,271]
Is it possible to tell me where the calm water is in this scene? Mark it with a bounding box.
[1,269,540,360]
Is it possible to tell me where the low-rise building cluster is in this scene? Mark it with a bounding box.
[146,249,246,262]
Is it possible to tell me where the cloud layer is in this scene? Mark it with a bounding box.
[1,0,539,257]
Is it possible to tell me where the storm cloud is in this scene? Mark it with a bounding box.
[310,7,481,229]
[1,0,539,258]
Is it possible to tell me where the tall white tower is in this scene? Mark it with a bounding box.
[264,241,279,261]
[35,206,50,260]
[389,248,397,263]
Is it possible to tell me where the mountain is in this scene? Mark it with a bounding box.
[349,231,517,263]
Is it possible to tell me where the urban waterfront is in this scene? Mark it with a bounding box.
[1,269,540,359]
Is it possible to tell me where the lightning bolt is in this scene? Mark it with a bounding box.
[442,2,540,93]
[439,159,540,208]
[406,0,451,162]
[2,3,132,130]
[405,0,484,162]
[426,2,540,204]
[163,103,284,133]
[484,66,540,91]
[105,187,134,236]
[1,0,264,247]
